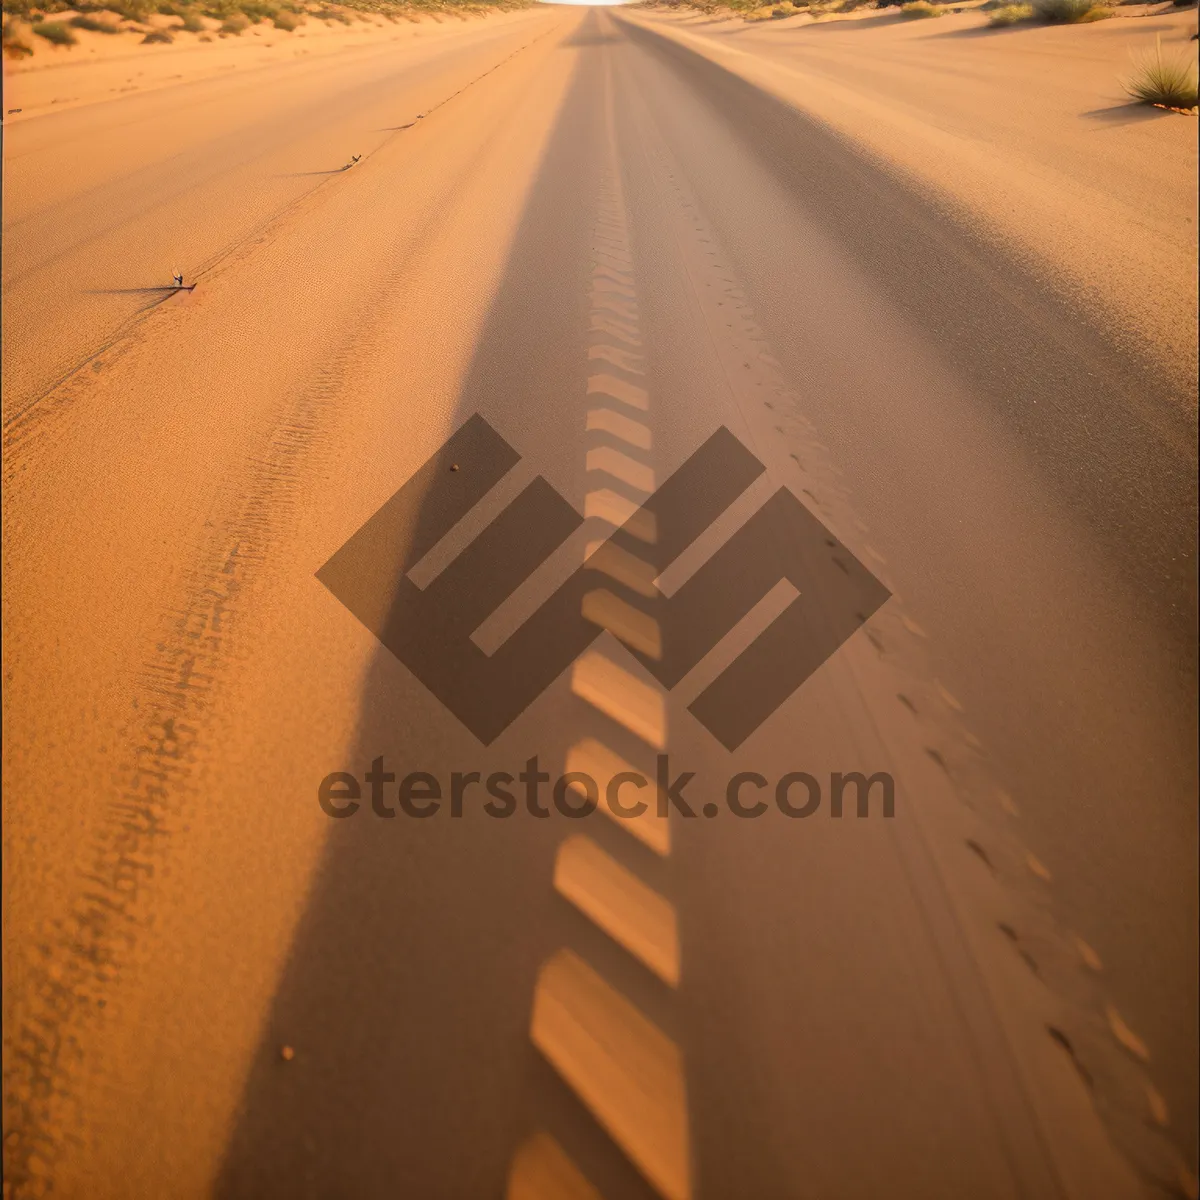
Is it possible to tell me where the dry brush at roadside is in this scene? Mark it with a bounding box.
[1124,32,1199,106]
[637,0,1194,22]
[3,0,531,58]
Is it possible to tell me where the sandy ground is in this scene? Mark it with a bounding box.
[627,4,1200,393]
[3,5,1197,1198]
[2,7,534,119]
[1,6,549,411]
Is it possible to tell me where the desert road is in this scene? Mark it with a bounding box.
[2,5,1197,1197]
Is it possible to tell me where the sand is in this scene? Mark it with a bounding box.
[3,6,535,120]
[627,4,1199,391]
[3,4,1197,1195]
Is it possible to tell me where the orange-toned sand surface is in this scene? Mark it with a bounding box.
[628,4,1199,390]
[4,4,1197,1196]
[3,6,537,118]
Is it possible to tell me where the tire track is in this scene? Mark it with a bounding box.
[1,26,573,1194]
[613,27,1195,1197]
[1,17,557,439]
[507,81,692,1200]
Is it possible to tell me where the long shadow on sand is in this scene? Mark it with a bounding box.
[213,13,666,1200]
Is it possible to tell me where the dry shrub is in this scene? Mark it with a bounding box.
[32,17,75,39]
[1031,0,1108,21]
[987,3,1031,22]
[1123,35,1199,109]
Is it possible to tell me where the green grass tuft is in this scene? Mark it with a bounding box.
[69,12,121,29]
[1123,35,1199,109]
[31,17,74,40]
[899,1,942,15]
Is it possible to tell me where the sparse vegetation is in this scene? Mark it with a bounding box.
[1123,35,1199,109]
[2,15,33,52]
[109,0,155,20]
[899,1,942,15]
[70,11,121,27]
[236,0,276,19]
[2,0,533,34]
[987,3,1031,22]
[0,0,533,56]
[32,16,75,39]
[1030,0,1108,21]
